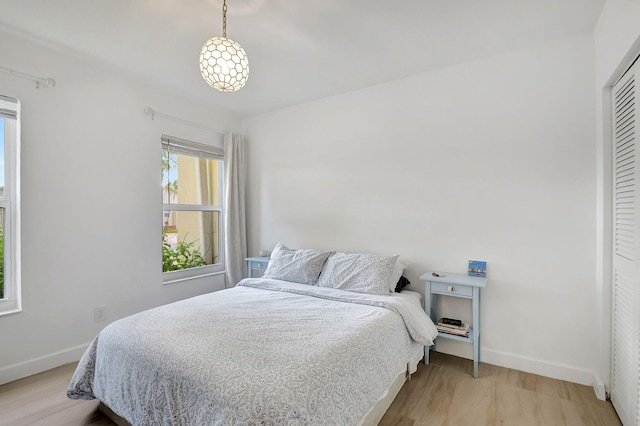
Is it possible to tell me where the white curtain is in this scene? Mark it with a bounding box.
[224,132,247,287]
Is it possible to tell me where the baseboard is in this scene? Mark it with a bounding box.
[592,373,608,401]
[482,348,606,400]
[0,342,90,385]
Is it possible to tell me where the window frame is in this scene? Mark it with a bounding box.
[161,135,225,284]
[0,96,21,315]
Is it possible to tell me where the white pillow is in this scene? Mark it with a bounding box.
[388,259,409,292]
[318,252,398,296]
[262,243,331,285]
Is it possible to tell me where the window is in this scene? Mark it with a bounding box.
[0,96,20,315]
[162,135,224,282]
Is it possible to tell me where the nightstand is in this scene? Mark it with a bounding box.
[420,272,487,378]
[245,256,270,278]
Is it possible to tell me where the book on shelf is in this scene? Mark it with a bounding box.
[436,318,471,337]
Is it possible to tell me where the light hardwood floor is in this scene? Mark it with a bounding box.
[0,352,621,426]
[380,352,621,426]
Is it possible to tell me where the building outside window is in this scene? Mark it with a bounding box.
[161,135,224,282]
[0,95,21,315]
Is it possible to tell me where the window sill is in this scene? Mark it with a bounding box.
[162,268,225,285]
[0,298,21,316]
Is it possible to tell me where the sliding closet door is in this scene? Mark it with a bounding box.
[611,60,640,426]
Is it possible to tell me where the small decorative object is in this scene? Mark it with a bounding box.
[440,317,462,327]
[468,260,487,277]
[199,0,249,92]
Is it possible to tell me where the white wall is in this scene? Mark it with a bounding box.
[243,34,598,386]
[593,0,640,400]
[0,13,610,392]
[0,29,242,384]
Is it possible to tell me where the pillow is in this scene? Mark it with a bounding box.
[262,243,331,285]
[388,259,409,292]
[317,252,398,295]
[395,276,411,293]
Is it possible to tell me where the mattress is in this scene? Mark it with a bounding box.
[68,278,437,425]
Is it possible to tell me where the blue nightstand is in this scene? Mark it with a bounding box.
[420,272,487,378]
[245,256,270,278]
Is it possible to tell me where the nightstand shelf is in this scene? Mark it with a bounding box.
[245,256,270,278]
[437,330,474,343]
[420,272,487,378]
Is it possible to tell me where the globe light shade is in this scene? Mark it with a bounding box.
[199,37,249,92]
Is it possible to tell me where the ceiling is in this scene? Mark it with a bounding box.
[0,0,605,116]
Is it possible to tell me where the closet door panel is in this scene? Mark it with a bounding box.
[611,61,640,426]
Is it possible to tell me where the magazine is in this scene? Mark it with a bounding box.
[436,318,471,337]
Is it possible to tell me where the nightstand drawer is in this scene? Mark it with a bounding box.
[253,260,269,269]
[430,282,473,297]
[245,257,271,278]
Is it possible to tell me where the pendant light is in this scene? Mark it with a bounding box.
[199,0,249,92]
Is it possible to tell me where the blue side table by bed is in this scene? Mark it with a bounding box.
[420,272,487,378]
[245,256,270,278]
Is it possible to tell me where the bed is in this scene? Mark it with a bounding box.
[67,244,438,425]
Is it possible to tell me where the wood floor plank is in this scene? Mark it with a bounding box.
[494,383,565,426]
[377,411,415,426]
[411,365,457,425]
[559,397,622,426]
[28,400,111,426]
[444,374,496,426]
[0,353,622,426]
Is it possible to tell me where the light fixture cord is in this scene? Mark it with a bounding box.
[222,0,227,38]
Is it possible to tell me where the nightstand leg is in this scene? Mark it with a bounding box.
[431,293,438,353]
[424,282,434,363]
[473,287,480,378]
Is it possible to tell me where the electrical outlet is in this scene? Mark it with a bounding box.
[94,306,107,322]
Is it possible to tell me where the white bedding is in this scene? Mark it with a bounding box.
[68,278,437,425]
[399,289,422,304]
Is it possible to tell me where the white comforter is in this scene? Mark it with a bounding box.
[68,278,437,425]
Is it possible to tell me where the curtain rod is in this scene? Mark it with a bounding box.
[0,66,56,89]
[144,107,225,135]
